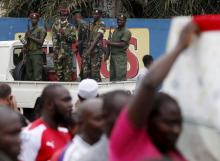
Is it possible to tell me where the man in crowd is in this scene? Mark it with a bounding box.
[108,21,199,161]
[0,106,22,161]
[106,14,131,81]
[82,8,106,82]
[19,84,72,161]
[51,98,103,161]
[24,12,47,81]
[135,55,154,91]
[72,9,89,79]
[75,79,99,108]
[79,90,131,161]
[0,83,28,126]
[52,7,77,81]
[0,83,17,111]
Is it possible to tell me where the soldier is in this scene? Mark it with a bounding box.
[52,8,76,82]
[82,8,106,82]
[72,9,89,80]
[24,12,47,81]
[106,14,131,81]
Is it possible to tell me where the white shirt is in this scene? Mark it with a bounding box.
[62,135,91,161]
[135,68,149,92]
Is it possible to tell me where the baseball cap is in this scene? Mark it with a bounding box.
[78,79,98,99]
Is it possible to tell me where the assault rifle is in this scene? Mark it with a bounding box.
[104,26,112,60]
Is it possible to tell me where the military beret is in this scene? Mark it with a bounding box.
[29,12,40,19]
[59,7,70,15]
[93,7,102,14]
[117,14,127,20]
[72,9,81,15]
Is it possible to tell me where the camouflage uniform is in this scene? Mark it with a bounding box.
[77,19,89,57]
[75,18,89,80]
[25,26,47,81]
[52,19,76,81]
[82,20,105,82]
[110,26,131,81]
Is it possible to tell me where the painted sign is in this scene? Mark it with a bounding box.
[0,18,170,79]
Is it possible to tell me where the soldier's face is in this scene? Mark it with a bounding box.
[31,17,39,26]
[60,14,68,21]
[93,12,101,21]
[117,17,126,27]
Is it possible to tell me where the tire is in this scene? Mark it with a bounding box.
[14,61,26,80]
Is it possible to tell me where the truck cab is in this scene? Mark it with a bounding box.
[0,40,55,81]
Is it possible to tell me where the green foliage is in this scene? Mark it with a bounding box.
[1,0,220,19]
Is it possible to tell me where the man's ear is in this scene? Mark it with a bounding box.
[45,98,54,110]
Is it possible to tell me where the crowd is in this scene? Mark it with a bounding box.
[1,10,220,161]
[22,6,131,82]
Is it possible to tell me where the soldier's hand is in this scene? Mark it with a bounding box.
[54,49,59,59]
[59,28,65,35]
[104,54,109,62]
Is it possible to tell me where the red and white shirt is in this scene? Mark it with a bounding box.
[19,118,71,161]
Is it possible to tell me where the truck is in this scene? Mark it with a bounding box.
[0,40,136,111]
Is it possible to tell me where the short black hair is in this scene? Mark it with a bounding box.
[102,90,131,114]
[149,92,179,120]
[0,83,11,99]
[142,55,153,67]
[40,84,64,106]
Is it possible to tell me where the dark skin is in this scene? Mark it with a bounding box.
[102,92,131,137]
[105,17,128,61]
[77,98,103,145]
[0,107,22,161]
[127,22,199,153]
[41,86,73,130]
[84,11,103,56]
[149,101,182,153]
[25,17,46,45]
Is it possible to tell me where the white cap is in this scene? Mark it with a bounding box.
[78,79,98,99]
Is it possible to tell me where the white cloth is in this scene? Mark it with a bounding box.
[78,79,98,99]
[63,135,91,161]
[135,68,148,92]
[162,17,220,130]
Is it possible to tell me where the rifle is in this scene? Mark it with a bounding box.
[106,26,112,59]
[18,19,30,63]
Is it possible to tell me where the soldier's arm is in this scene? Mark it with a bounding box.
[28,28,47,45]
[64,26,76,43]
[107,30,131,47]
[51,24,60,49]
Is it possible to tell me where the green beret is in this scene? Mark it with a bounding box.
[72,9,81,15]
[93,7,102,14]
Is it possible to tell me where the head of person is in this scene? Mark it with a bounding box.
[77,79,99,102]
[143,55,153,68]
[76,98,103,144]
[40,84,73,127]
[29,12,40,26]
[117,14,127,28]
[92,8,102,21]
[72,9,82,22]
[59,7,69,22]
[148,92,182,152]
[0,106,22,161]
[0,83,17,110]
[33,96,42,120]
[102,90,132,137]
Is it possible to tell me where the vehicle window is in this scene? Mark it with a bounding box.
[13,47,23,66]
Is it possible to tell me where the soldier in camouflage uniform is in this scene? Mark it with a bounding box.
[72,9,89,80]
[82,8,106,82]
[52,8,76,82]
[24,12,47,81]
[106,14,131,81]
